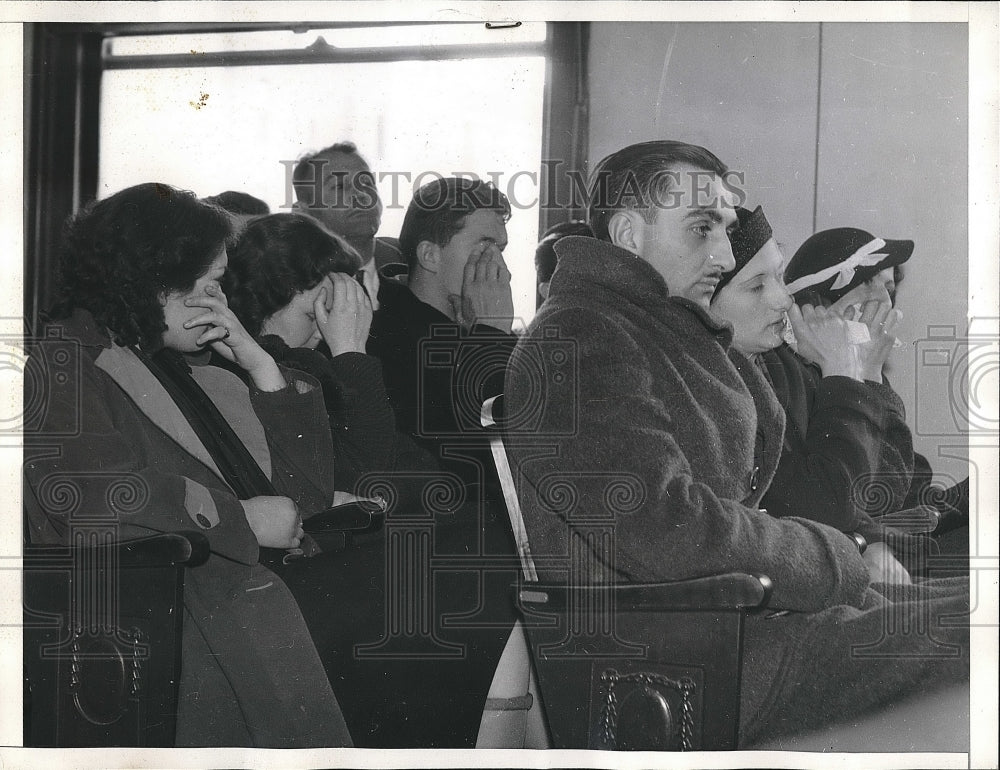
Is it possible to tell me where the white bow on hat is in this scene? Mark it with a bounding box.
[785,238,889,295]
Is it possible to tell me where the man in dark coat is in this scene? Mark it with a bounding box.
[505,140,968,747]
[368,176,518,493]
[360,176,521,745]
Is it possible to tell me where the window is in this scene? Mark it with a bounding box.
[99,23,549,323]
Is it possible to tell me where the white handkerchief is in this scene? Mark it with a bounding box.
[781,314,797,348]
[846,319,871,344]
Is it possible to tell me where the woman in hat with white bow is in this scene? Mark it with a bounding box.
[782,225,969,561]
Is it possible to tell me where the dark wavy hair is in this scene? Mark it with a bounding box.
[292,140,364,206]
[224,213,362,336]
[535,220,593,282]
[50,182,231,349]
[204,190,270,217]
[535,220,593,308]
[588,140,729,242]
[398,177,511,271]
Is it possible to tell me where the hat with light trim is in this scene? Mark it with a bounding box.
[784,227,913,303]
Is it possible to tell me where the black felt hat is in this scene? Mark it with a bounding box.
[715,205,773,297]
[784,227,914,303]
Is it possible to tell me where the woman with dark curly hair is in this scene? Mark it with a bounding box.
[23,183,352,747]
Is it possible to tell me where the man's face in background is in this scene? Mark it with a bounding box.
[297,150,383,242]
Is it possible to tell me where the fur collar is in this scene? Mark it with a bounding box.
[550,235,734,344]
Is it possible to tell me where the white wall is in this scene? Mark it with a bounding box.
[588,21,968,484]
[816,23,968,485]
[589,22,822,255]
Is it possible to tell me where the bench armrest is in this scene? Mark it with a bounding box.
[518,573,773,613]
[24,530,210,569]
[303,500,385,535]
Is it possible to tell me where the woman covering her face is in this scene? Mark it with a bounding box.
[222,212,517,749]
[223,212,409,492]
[782,225,969,559]
[23,183,351,747]
[710,206,930,586]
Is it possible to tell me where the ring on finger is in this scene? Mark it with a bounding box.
[222,327,231,340]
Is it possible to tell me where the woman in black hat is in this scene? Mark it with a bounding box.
[785,227,969,551]
[711,208,935,583]
[784,227,911,306]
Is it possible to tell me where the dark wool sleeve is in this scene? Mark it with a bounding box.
[368,303,517,491]
[266,337,432,495]
[506,308,870,613]
[903,451,937,509]
[250,365,337,515]
[23,342,260,566]
[866,379,916,508]
[365,297,422,440]
[761,358,914,531]
[322,352,398,487]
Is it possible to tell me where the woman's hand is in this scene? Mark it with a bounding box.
[183,284,285,390]
[787,303,864,380]
[862,541,912,586]
[315,272,373,357]
[240,495,304,549]
[841,297,902,383]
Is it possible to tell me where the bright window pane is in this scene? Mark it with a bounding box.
[100,54,546,323]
